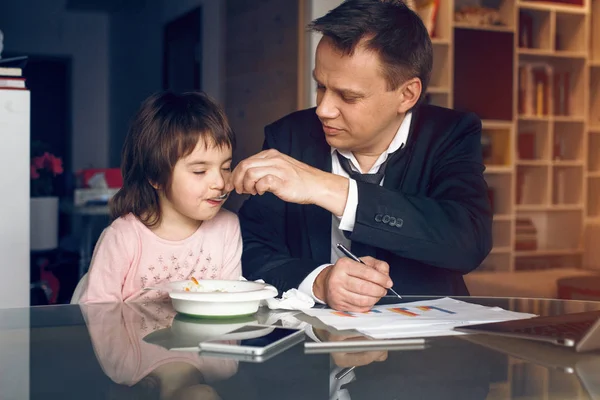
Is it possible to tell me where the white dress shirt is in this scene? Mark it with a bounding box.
[330,362,356,400]
[298,112,412,302]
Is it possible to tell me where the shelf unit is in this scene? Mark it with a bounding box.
[425,0,454,109]
[583,0,600,271]
[434,0,597,276]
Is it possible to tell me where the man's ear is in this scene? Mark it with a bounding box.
[397,77,422,114]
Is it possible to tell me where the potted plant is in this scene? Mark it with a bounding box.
[30,143,63,251]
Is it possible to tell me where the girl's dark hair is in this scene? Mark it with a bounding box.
[110,91,235,227]
[309,0,433,102]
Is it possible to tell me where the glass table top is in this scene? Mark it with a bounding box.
[1,296,599,400]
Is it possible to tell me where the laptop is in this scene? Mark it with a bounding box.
[461,334,600,400]
[455,310,600,352]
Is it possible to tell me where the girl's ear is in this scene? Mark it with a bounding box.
[149,180,160,190]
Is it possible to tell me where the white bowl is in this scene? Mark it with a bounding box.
[146,279,278,318]
[143,314,264,351]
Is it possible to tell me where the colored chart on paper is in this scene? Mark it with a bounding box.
[388,308,418,317]
[330,309,382,318]
[388,306,455,317]
[331,311,355,318]
[301,297,538,339]
[331,306,456,318]
[416,306,456,314]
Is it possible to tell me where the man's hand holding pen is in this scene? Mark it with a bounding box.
[313,256,393,313]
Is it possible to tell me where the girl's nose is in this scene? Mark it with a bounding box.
[210,170,227,191]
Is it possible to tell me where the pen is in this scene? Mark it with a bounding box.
[336,243,402,300]
[335,366,355,380]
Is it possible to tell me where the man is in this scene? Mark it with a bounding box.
[229,0,492,312]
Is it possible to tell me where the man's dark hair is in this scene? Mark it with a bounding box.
[309,0,433,101]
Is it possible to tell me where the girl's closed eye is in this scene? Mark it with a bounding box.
[193,170,206,175]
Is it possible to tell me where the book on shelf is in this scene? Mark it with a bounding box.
[0,56,27,90]
[0,67,22,77]
[516,168,544,206]
[520,0,583,5]
[454,5,504,27]
[518,132,536,160]
[518,11,533,49]
[553,72,570,116]
[534,69,549,116]
[518,62,552,117]
[518,64,528,115]
[406,0,439,38]
[515,218,537,251]
[553,134,565,160]
[516,170,524,204]
[0,77,26,89]
[553,168,567,204]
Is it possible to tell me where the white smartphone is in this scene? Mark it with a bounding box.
[199,347,290,363]
[199,325,305,356]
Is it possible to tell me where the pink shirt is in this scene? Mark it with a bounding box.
[81,301,238,386]
[79,209,242,303]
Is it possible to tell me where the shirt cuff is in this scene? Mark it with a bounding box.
[338,178,358,231]
[298,264,331,304]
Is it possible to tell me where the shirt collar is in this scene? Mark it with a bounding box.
[331,111,412,172]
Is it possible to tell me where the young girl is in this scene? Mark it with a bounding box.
[77,91,242,303]
[82,302,237,399]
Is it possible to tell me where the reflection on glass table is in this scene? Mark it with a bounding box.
[1,296,600,399]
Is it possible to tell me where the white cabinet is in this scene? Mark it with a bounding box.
[0,89,30,308]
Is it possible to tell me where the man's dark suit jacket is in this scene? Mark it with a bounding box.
[238,104,492,296]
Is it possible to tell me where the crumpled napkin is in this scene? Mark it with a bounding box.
[239,277,315,310]
[264,288,315,310]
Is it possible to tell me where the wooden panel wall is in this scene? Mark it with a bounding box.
[224,0,300,211]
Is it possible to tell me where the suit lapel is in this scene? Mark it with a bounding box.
[302,122,332,264]
[300,107,422,261]
[383,106,421,190]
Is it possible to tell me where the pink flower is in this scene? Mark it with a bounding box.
[32,156,45,169]
[48,154,63,176]
[30,148,63,196]
[30,165,40,180]
[33,153,63,176]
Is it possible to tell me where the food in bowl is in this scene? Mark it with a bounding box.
[183,277,228,293]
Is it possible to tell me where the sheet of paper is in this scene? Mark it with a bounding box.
[301,297,537,338]
[359,323,467,339]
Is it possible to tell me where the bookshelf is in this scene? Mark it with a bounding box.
[449,7,599,391]
[431,0,599,278]
[584,0,600,271]
[425,0,454,109]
